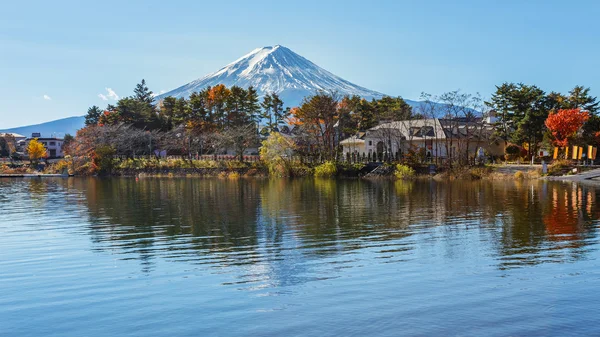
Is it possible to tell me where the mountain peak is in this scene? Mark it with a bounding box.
[156,45,385,107]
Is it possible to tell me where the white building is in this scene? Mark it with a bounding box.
[24,133,66,158]
[341,118,506,161]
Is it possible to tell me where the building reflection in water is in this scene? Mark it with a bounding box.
[36,177,600,276]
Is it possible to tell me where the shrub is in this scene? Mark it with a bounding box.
[394,164,415,179]
[468,166,492,180]
[514,171,525,180]
[547,159,571,176]
[92,146,116,175]
[504,144,521,161]
[260,132,296,177]
[314,161,337,178]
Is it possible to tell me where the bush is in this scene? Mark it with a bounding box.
[505,144,521,161]
[514,171,525,180]
[93,146,116,175]
[468,166,492,180]
[394,164,415,179]
[547,159,571,176]
[314,161,337,178]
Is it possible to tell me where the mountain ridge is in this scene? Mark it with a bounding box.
[0,116,85,138]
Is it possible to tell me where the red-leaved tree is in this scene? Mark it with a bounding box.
[545,108,590,147]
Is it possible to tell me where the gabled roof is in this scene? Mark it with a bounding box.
[367,119,447,140]
[0,132,25,138]
[340,133,366,145]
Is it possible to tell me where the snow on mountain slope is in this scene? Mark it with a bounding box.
[155,45,386,107]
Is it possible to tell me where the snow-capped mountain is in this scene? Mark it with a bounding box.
[155,45,386,107]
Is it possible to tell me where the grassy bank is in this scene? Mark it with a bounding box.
[2,157,588,181]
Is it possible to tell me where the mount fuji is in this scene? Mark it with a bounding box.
[156,45,390,107]
[3,45,439,137]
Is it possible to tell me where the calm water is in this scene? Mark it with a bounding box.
[1,178,599,336]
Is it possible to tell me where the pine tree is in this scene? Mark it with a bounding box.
[134,79,154,104]
[270,93,286,131]
[261,93,273,132]
[245,86,261,124]
[567,86,599,114]
[85,106,103,126]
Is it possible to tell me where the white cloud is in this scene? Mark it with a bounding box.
[98,87,119,101]
[43,94,52,100]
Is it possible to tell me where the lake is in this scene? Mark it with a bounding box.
[1,177,599,336]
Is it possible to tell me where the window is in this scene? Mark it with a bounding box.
[368,141,372,146]
[49,142,56,146]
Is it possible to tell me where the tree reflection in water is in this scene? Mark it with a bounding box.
[52,178,600,274]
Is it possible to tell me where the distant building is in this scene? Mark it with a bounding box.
[0,132,26,142]
[24,133,65,158]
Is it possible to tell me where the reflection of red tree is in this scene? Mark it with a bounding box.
[544,188,581,241]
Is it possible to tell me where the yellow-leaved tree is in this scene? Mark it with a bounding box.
[259,132,296,176]
[26,138,47,165]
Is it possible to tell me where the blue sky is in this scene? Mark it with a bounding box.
[1,0,600,128]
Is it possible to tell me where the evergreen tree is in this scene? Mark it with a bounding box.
[160,97,178,130]
[261,93,273,132]
[245,86,261,123]
[270,93,286,131]
[84,105,103,126]
[566,86,599,114]
[134,79,154,104]
[189,91,209,121]
[376,96,413,121]
[486,83,548,157]
[226,86,249,126]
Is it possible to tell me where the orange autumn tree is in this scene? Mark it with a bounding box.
[291,93,340,160]
[544,108,589,147]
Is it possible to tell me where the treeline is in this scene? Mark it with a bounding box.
[75,79,600,168]
[78,80,417,162]
[486,83,599,158]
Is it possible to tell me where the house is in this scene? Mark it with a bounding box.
[0,132,26,143]
[0,133,26,155]
[341,118,506,161]
[339,132,366,154]
[24,133,66,158]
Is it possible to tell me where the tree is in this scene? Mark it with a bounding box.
[62,134,75,155]
[270,93,287,131]
[545,108,590,148]
[214,124,258,161]
[486,83,548,158]
[375,96,413,121]
[85,106,103,126]
[245,86,261,124]
[159,96,178,130]
[259,132,296,176]
[226,86,250,126]
[26,138,47,165]
[566,86,599,114]
[261,93,273,132]
[292,92,340,160]
[0,134,16,157]
[207,84,230,127]
[134,79,154,104]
